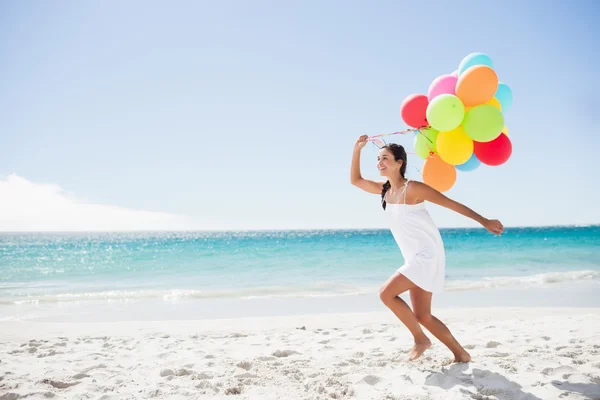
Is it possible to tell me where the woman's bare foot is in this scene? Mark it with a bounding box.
[453,350,471,363]
[408,339,432,361]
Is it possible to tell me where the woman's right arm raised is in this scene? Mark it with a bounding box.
[350,135,385,195]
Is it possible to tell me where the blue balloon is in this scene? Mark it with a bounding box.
[458,53,494,76]
[456,153,481,172]
[495,82,513,112]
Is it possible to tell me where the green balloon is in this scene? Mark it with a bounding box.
[463,104,504,142]
[414,127,439,159]
[426,94,465,132]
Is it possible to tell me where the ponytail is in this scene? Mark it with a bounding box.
[379,143,407,210]
[381,180,391,210]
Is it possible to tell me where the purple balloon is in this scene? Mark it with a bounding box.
[428,74,458,102]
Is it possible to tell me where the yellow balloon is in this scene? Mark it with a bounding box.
[436,126,474,165]
[486,97,502,111]
[465,97,501,113]
[503,125,509,136]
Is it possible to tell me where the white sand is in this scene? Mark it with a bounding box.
[1,307,599,400]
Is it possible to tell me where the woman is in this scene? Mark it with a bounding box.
[350,134,504,362]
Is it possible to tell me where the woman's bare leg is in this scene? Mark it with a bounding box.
[379,273,431,360]
[409,286,471,363]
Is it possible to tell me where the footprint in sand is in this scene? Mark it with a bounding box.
[464,344,476,349]
[488,352,510,358]
[194,372,214,380]
[360,375,381,386]
[235,372,258,379]
[526,348,538,353]
[79,364,107,375]
[37,350,62,358]
[160,369,174,377]
[486,341,501,348]
[41,379,80,389]
[272,350,299,358]
[236,361,252,370]
[542,365,576,377]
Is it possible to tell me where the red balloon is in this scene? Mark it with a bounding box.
[400,94,428,128]
[474,133,512,166]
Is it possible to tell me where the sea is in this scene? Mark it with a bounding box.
[1,226,599,322]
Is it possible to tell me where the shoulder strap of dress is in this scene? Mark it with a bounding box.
[403,179,411,204]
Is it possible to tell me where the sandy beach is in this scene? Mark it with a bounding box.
[1,307,599,400]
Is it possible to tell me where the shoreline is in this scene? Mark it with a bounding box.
[1,280,600,323]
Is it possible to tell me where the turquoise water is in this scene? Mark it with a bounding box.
[1,226,599,305]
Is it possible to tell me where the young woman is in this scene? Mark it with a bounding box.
[350,134,504,362]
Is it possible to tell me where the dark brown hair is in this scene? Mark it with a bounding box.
[380,144,407,210]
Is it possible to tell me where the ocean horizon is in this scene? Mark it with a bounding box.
[1,222,598,233]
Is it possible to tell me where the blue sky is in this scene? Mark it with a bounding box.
[1,1,599,230]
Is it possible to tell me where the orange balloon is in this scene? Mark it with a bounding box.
[456,65,499,107]
[503,125,509,136]
[422,154,457,192]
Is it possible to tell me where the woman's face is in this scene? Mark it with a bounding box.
[377,148,403,177]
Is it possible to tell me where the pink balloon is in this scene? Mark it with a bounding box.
[428,74,458,102]
[450,70,458,77]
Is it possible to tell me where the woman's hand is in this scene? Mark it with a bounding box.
[354,134,369,151]
[483,219,504,236]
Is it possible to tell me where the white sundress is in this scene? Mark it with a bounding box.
[384,180,446,293]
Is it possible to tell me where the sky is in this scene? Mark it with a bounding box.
[1,0,599,231]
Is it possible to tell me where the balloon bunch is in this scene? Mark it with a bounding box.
[399,52,513,192]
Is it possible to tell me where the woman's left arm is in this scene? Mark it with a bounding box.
[412,182,504,235]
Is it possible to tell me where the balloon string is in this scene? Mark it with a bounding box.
[367,127,421,141]
[369,127,436,156]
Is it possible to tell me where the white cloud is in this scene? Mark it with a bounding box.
[0,175,193,231]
